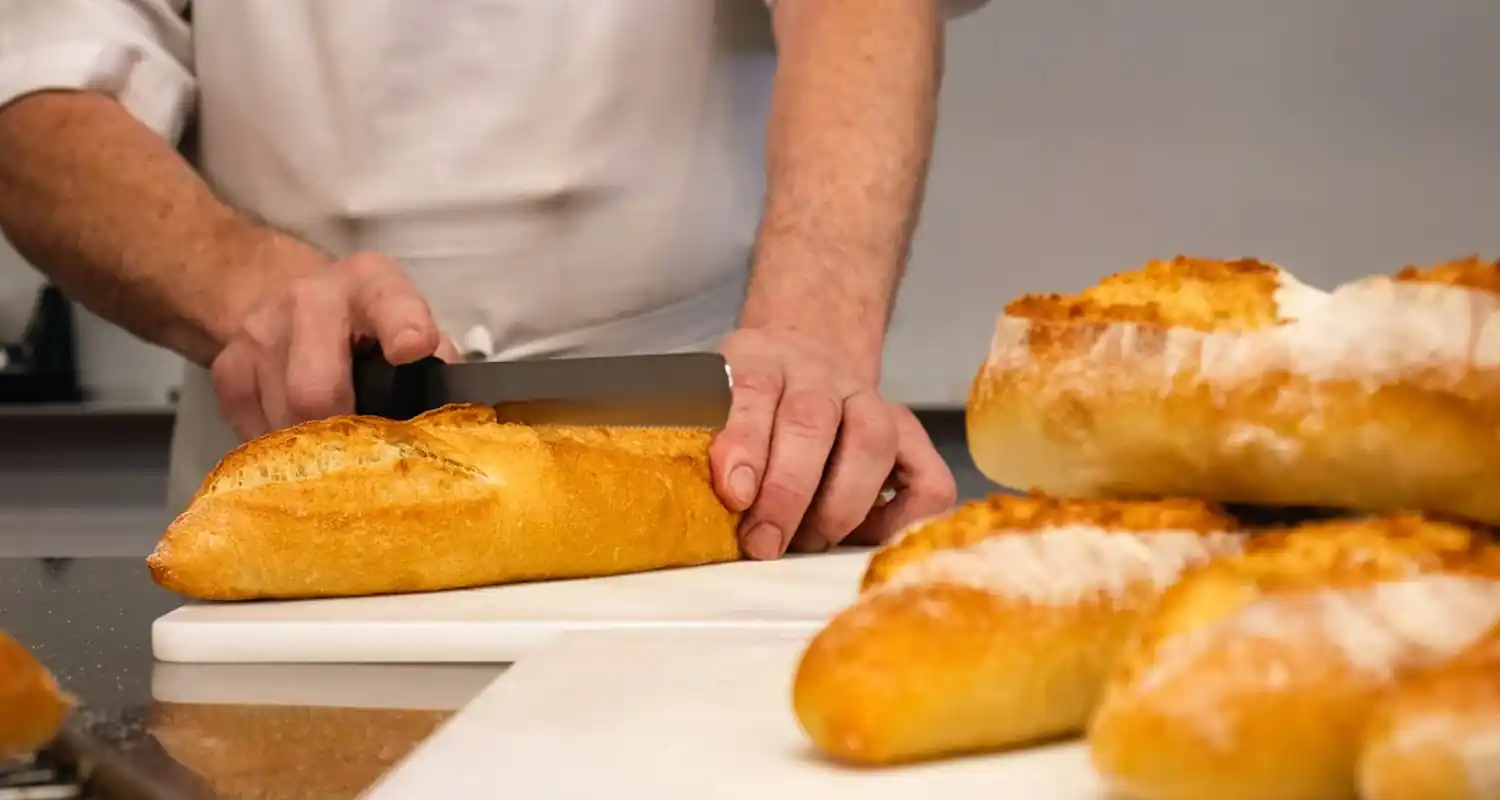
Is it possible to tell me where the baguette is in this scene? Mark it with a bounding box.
[148,404,742,601]
[1358,620,1500,800]
[968,255,1500,524]
[791,492,1244,765]
[1089,515,1500,800]
[0,632,71,759]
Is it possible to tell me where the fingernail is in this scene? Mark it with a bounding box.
[788,533,831,554]
[391,328,422,354]
[743,523,783,560]
[728,466,757,508]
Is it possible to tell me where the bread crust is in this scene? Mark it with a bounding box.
[148,404,742,601]
[792,492,1243,765]
[969,255,1500,524]
[1089,515,1500,800]
[0,632,71,759]
[1358,621,1500,800]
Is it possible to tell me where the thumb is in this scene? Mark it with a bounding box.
[342,254,441,365]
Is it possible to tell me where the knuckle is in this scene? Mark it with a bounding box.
[933,478,959,506]
[340,251,394,277]
[236,311,283,351]
[363,278,405,308]
[708,429,750,461]
[364,284,432,333]
[758,473,817,518]
[286,275,337,308]
[210,351,252,399]
[406,322,441,350]
[284,380,345,419]
[843,409,897,457]
[731,366,783,400]
[810,503,868,540]
[915,472,959,509]
[778,390,841,436]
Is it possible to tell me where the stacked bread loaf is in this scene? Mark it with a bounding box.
[792,255,1500,799]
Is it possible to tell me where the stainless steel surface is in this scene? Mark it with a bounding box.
[353,351,734,427]
[442,352,733,428]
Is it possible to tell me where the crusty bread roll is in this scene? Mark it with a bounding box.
[1089,515,1500,800]
[792,492,1244,765]
[148,404,742,601]
[1358,620,1500,800]
[0,632,72,758]
[968,255,1500,525]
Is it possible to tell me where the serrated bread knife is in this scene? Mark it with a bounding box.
[351,349,734,429]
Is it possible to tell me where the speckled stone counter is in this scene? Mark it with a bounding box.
[1,558,501,798]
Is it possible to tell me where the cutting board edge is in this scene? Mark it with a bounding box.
[150,616,829,664]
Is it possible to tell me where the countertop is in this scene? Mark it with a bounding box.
[1,557,500,799]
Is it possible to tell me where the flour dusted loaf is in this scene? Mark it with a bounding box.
[1089,515,1500,800]
[791,492,1244,765]
[968,255,1500,524]
[0,632,71,759]
[148,404,742,601]
[1358,620,1500,800]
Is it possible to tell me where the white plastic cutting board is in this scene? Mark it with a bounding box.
[152,549,873,664]
[365,628,1109,799]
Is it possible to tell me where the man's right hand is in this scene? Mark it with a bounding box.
[209,252,459,442]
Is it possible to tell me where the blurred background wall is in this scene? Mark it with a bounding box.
[6,0,1500,554]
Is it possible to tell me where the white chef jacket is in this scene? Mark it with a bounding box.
[0,0,986,512]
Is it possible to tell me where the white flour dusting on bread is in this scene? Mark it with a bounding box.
[880,525,1244,607]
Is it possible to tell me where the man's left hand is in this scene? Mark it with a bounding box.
[710,327,958,560]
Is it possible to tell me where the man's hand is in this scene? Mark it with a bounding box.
[710,327,957,560]
[210,252,460,441]
[713,0,951,557]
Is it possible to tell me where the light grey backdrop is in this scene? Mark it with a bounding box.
[4,0,1500,554]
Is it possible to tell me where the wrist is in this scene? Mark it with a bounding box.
[737,300,887,387]
[741,246,894,386]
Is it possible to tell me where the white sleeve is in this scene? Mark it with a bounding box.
[0,0,195,144]
[763,0,991,21]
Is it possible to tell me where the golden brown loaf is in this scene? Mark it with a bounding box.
[0,632,71,759]
[968,255,1500,525]
[1089,515,1500,800]
[148,404,743,600]
[791,492,1244,765]
[1358,620,1500,800]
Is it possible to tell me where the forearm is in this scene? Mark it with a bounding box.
[0,90,328,367]
[741,0,942,383]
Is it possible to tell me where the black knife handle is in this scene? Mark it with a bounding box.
[351,343,443,420]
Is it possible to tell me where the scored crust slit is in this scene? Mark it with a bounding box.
[967,255,1500,524]
[791,492,1245,766]
[147,404,742,601]
[1088,515,1500,800]
[1358,619,1500,800]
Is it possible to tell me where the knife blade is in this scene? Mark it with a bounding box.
[352,349,734,429]
[2,710,216,800]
